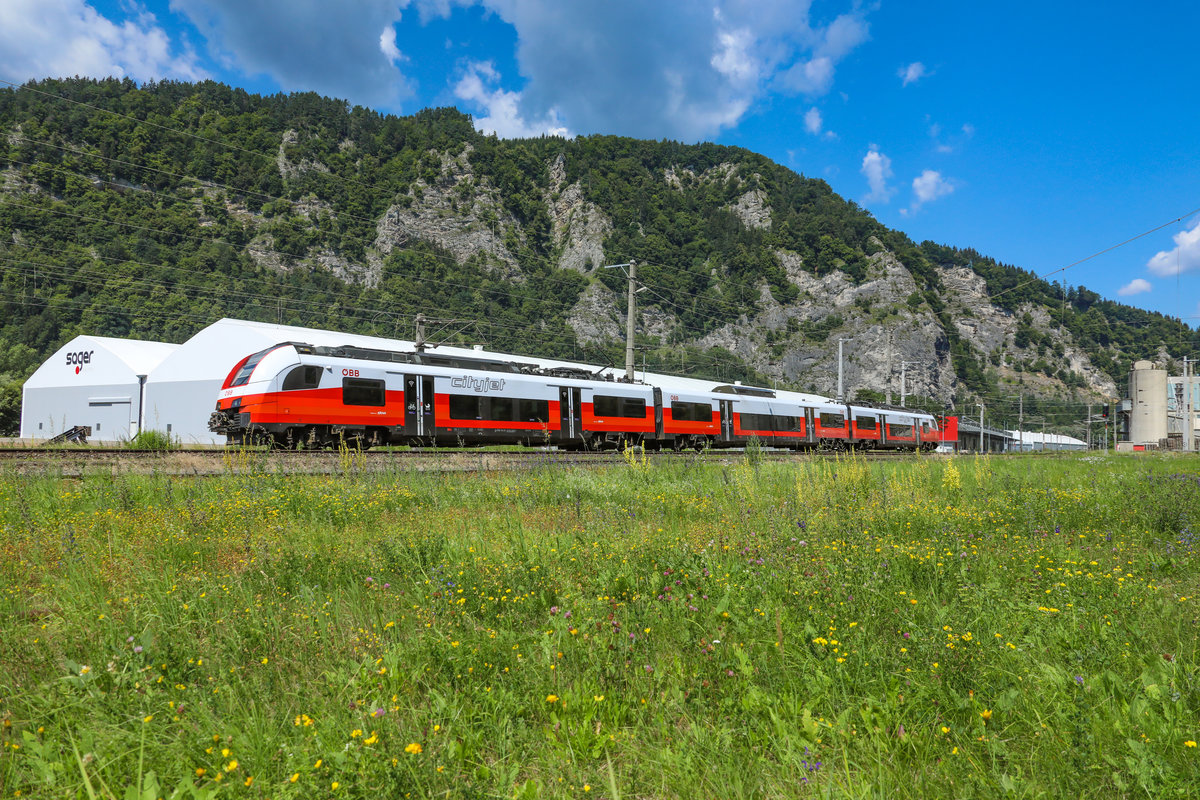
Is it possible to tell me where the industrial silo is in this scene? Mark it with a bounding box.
[1128,360,1167,446]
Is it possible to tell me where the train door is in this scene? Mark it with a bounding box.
[421,377,434,437]
[558,387,582,444]
[652,388,664,438]
[403,374,435,439]
[720,400,734,442]
[804,407,815,445]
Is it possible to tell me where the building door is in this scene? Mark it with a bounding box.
[88,397,132,442]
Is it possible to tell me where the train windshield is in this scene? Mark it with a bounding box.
[230,346,279,387]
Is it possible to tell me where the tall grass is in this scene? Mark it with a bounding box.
[1,453,1198,798]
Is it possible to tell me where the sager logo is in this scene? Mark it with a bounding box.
[66,350,95,375]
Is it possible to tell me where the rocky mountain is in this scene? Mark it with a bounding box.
[1,78,1195,434]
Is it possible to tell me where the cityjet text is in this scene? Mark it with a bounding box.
[451,376,505,393]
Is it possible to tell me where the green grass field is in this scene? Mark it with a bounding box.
[2,452,1199,798]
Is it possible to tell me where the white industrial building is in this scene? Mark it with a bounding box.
[1006,430,1087,452]
[23,317,836,446]
[20,336,179,443]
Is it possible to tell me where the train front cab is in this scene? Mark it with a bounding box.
[213,344,303,444]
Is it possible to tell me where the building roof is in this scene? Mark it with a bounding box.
[147,318,838,402]
[954,419,1014,439]
[24,335,178,389]
[1006,430,1086,446]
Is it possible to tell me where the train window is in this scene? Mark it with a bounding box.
[342,378,385,407]
[889,424,914,437]
[518,399,550,422]
[449,395,481,420]
[740,413,773,430]
[855,416,877,431]
[671,401,712,422]
[819,412,845,427]
[282,365,322,391]
[487,397,514,421]
[776,416,798,431]
[593,395,647,418]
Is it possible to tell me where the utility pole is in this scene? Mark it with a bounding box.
[977,402,985,453]
[1018,393,1024,453]
[602,260,637,382]
[414,313,426,352]
[885,331,893,405]
[1185,357,1193,453]
[837,338,847,403]
[900,361,919,408]
[624,259,637,383]
[1087,402,1092,451]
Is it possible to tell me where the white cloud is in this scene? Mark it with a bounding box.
[170,0,412,108]
[711,27,759,86]
[379,25,404,65]
[898,61,926,86]
[20,0,873,141]
[1146,218,1200,277]
[473,0,871,140]
[962,123,975,137]
[453,60,569,139]
[860,147,894,204]
[0,0,204,84]
[778,56,835,95]
[803,106,835,139]
[1118,278,1152,296]
[804,107,822,134]
[907,169,953,213]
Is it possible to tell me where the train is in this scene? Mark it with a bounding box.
[208,341,942,452]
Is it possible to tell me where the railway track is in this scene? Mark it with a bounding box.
[0,445,924,476]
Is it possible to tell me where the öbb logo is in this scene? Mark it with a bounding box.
[66,350,95,375]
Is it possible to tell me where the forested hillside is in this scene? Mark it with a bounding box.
[2,78,1196,435]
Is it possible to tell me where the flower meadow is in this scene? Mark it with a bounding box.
[1,453,1199,798]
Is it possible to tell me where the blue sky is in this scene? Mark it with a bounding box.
[2,0,1198,323]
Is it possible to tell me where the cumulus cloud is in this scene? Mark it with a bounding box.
[22,0,873,140]
[379,25,404,65]
[170,0,412,108]
[1118,278,1152,296]
[904,169,953,214]
[860,146,894,204]
[0,0,204,84]
[454,61,569,138]
[467,0,870,140]
[802,106,835,139]
[1146,218,1200,277]
[898,61,926,86]
[804,107,822,134]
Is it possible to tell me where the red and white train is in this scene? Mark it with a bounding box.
[208,341,942,451]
